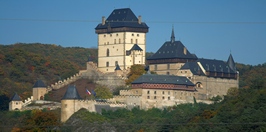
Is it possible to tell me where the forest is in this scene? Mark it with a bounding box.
[0,43,266,131]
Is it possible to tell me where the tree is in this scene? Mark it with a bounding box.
[125,65,146,85]
[94,85,113,99]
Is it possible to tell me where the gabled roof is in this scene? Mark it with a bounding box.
[198,58,235,73]
[132,74,195,86]
[62,85,82,100]
[10,93,21,101]
[95,8,148,30]
[147,41,198,60]
[33,80,46,88]
[180,62,205,75]
[130,44,143,51]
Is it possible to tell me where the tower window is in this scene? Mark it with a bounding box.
[106,62,109,67]
[106,49,110,57]
[104,35,106,37]
[116,34,118,36]
[131,39,133,44]
[119,39,121,43]
[137,34,139,37]
[114,39,116,44]
[110,34,112,37]
[132,34,134,36]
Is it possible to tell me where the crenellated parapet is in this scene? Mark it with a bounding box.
[22,96,33,107]
[48,73,81,90]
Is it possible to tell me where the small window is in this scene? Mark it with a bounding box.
[110,34,112,37]
[168,91,170,95]
[154,96,156,99]
[106,62,109,67]
[114,39,116,44]
[132,34,134,36]
[104,35,106,37]
[116,34,118,36]
[131,39,133,44]
[137,34,139,37]
[65,104,67,108]
[136,39,138,44]
[162,91,165,94]
[106,49,109,57]
[154,91,156,94]
[168,97,170,100]
[147,91,150,94]
[162,96,165,99]
[147,96,150,99]
[119,39,121,43]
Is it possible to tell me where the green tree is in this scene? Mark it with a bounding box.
[125,65,146,85]
[94,85,113,99]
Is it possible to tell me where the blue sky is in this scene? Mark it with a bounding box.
[0,0,265,65]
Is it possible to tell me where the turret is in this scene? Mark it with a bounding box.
[32,80,47,100]
[61,85,82,122]
[9,93,22,111]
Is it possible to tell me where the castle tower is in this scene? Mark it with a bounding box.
[61,85,82,122]
[32,80,47,100]
[95,8,149,73]
[9,93,22,111]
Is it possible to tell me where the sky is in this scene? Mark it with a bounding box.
[0,0,266,65]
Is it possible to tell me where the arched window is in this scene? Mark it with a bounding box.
[106,49,109,57]
[196,82,203,88]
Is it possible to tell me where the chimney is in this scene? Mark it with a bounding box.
[102,16,105,25]
[138,15,141,24]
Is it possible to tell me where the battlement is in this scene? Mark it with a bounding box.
[48,73,81,90]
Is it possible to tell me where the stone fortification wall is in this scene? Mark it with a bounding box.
[47,73,81,91]
[80,62,125,89]
[193,75,239,99]
[22,96,33,107]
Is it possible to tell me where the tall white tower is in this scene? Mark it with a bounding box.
[95,8,149,73]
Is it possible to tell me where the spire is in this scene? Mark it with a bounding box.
[171,26,175,43]
[227,53,236,72]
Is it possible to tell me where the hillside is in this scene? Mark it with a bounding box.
[0,43,97,103]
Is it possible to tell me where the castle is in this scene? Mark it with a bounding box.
[9,8,239,122]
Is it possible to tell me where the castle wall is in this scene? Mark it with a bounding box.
[149,63,185,75]
[97,32,146,73]
[9,101,22,111]
[33,88,47,100]
[192,75,239,99]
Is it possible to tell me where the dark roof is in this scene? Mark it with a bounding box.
[180,62,205,75]
[132,74,195,86]
[95,8,148,30]
[147,41,198,60]
[130,44,143,51]
[33,80,46,88]
[227,53,236,72]
[10,93,21,101]
[115,64,121,70]
[198,58,235,73]
[62,85,82,100]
